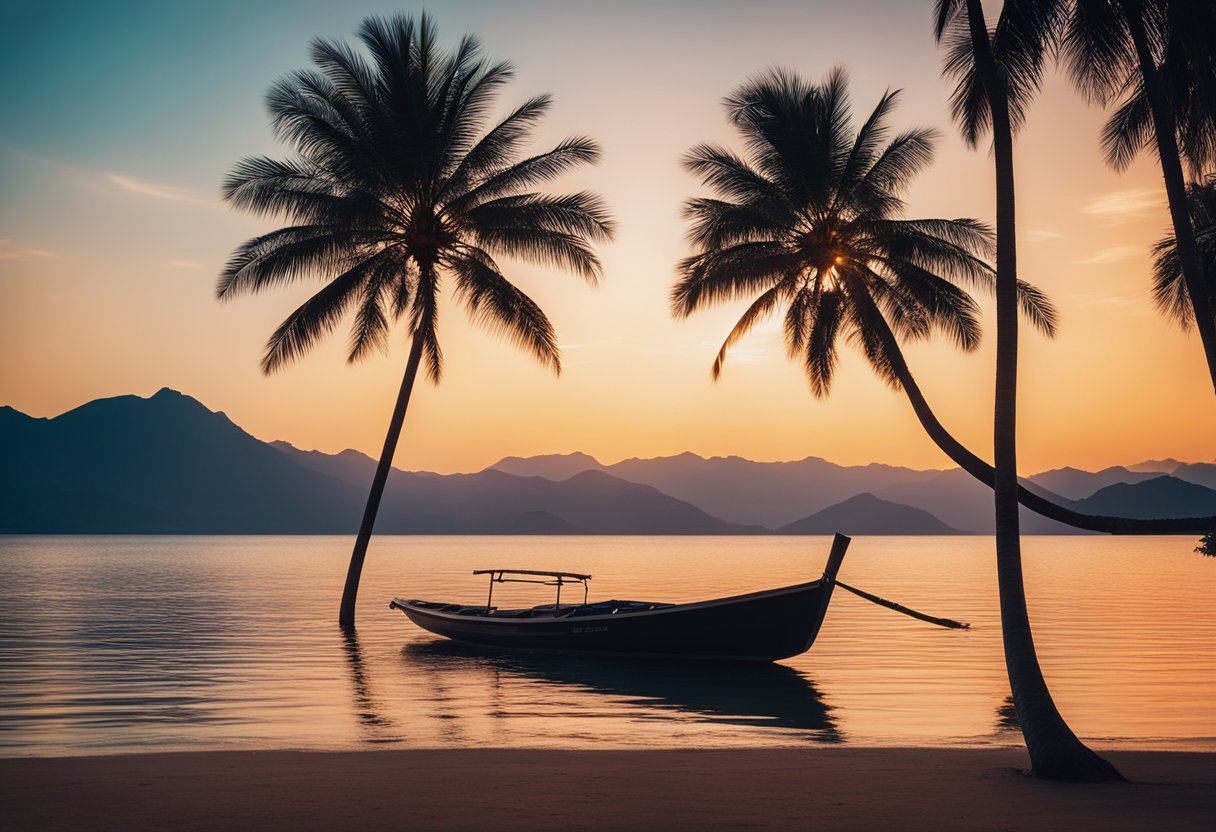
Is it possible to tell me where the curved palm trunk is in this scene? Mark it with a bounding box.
[867,314,1213,534]
[338,332,426,629]
[965,0,1122,782]
[1123,1,1216,397]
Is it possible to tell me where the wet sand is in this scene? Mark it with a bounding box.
[4,748,1214,831]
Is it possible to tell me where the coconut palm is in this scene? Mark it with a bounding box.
[219,14,613,628]
[935,0,1123,781]
[675,66,1212,544]
[1152,175,1216,332]
[1064,0,1216,395]
[675,67,1055,414]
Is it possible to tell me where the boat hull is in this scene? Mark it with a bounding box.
[391,580,835,662]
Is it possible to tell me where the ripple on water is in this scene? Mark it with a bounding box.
[0,535,1212,755]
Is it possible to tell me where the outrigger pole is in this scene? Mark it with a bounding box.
[834,579,970,630]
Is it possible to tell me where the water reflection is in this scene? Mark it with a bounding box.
[993,695,1019,732]
[4,536,1213,753]
[340,631,399,743]
[402,640,842,741]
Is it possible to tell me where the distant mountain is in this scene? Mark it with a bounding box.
[1026,465,1159,500]
[777,493,958,535]
[494,450,950,528]
[1070,476,1216,520]
[1126,459,1184,474]
[368,468,765,534]
[876,468,1085,534]
[599,453,945,529]
[1172,462,1216,491]
[0,389,361,533]
[270,441,380,487]
[0,391,759,535]
[491,452,605,481]
[3,389,1210,535]
[1026,461,1216,500]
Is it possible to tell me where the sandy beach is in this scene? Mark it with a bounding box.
[5,748,1214,831]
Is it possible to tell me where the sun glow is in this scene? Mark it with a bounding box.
[0,1,1212,474]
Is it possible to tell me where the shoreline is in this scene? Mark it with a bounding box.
[5,748,1214,831]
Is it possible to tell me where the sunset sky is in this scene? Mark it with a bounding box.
[1,0,1212,475]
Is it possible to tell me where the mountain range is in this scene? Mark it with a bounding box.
[1,388,1213,535]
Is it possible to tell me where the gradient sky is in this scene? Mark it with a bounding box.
[1,0,1212,474]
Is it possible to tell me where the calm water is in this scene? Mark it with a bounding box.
[0,535,1212,756]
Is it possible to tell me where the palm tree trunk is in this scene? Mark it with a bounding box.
[865,312,1212,534]
[966,0,1122,782]
[1123,1,1216,398]
[338,332,426,629]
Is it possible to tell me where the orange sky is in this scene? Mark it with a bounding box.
[1,1,1212,474]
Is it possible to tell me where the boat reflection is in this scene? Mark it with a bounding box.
[402,639,842,740]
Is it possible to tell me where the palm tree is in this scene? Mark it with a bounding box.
[675,67,1056,418]
[675,67,1212,537]
[935,0,1123,781]
[1152,175,1216,333]
[1063,0,1216,395]
[1153,178,1216,559]
[219,14,613,628]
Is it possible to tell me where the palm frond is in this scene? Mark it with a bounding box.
[450,249,561,373]
[222,12,609,376]
[1151,176,1216,331]
[1013,278,1059,337]
[1100,79,1154,171]
[442,94,552,197]
[804,287,842,398]
[448,137,601,212]
[672,243,799,317]
[260,251,392,373]
[218,226,364,299]
[711,282,788,380]
[463,191,615,243]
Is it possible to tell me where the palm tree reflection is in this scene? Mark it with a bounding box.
[341,630,399,742]
[994,694,1020,733]
[403,640,842,741]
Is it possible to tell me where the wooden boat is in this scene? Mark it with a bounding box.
[389,533,850,662]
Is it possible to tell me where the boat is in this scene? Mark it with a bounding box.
[388,533,851,662]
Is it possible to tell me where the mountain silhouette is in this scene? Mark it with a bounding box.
[491,452,606,481]
[0,390,760,534]
[0,389,360,533]
[777,493,959,535]
[4,389,1209,535]
[1069,476,1216,520]
[1026,465,1160,500]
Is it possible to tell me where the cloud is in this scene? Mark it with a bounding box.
[1082,188,1164,223]
[1024,228,1063,242]
[0,239,54,261]
[1079,245,1143,264]
[108,173,208,204]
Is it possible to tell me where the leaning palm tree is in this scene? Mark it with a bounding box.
[1064,0,1216,395]
[676,66,1211,542]
[935,0,1123,781]
[219,14,613,628]
[1152,175,1216,334]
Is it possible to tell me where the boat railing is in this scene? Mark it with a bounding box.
[472,568,592,609]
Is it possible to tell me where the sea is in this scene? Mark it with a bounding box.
[1,535,1212,756]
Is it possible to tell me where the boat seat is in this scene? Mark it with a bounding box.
[489,608,534,618]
